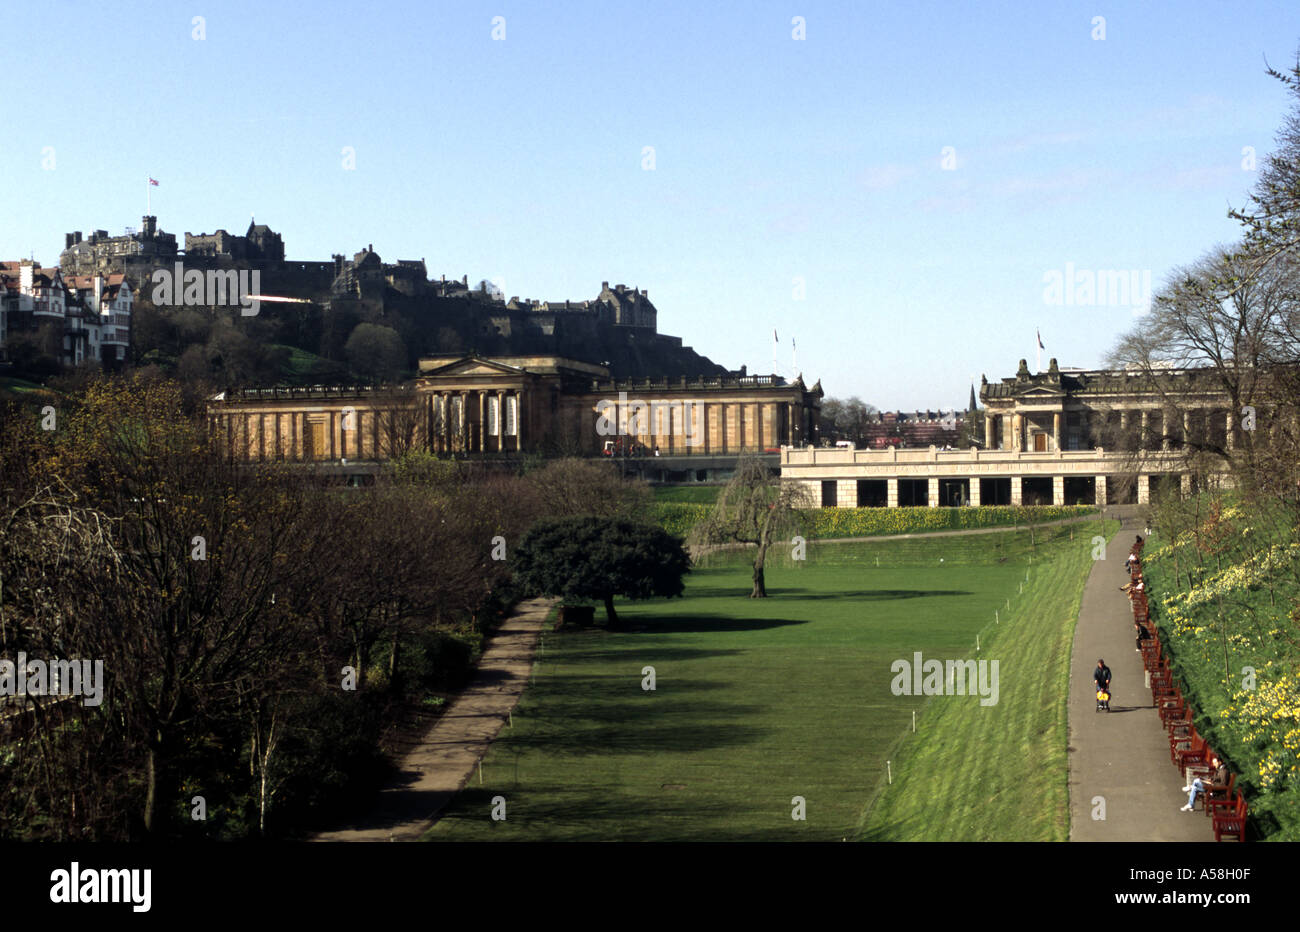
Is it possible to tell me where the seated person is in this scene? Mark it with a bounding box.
[1182,757,1228,812]
[1135,621,1152,651]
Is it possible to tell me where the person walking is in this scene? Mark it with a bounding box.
[1093,658,1112,712]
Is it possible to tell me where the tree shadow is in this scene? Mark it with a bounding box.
[773,588,974,601]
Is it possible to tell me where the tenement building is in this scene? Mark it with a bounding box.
[782,358,1236,508]
[208,354,822,463]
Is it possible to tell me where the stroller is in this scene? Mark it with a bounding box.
[1095,688,1111,712]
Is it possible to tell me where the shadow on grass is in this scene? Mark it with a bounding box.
[567,613,810,635]
[773,588,975,601]
[430,784,815,842]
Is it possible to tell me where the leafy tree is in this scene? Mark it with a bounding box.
[344,323,405,383]
[690,454,813,597]
[512,516,690,625]
[820,396,877,446]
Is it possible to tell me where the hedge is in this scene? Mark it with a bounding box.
[653,503,1096,540]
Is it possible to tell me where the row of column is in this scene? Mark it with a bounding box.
[431,389,525,453]
[984,409,1241,452]
[597,399,804,453]
[824,474,1175,508]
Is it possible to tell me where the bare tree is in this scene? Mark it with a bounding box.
[690,454,814,597]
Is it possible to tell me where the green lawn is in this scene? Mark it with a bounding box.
[424,519,1109,841]
[652,485,722,504]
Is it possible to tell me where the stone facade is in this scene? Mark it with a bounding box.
[979,357,1239,454]
[782,357,1240,508]
[208,354,822,462]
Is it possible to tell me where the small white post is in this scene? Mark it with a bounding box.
[911,710,916,733]
[976,633,980,652]
[887,761,892,785]
[995,610,999,625]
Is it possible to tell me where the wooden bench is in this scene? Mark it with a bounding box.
[1212,792,1248,841]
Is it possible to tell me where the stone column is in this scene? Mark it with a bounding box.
[985,414,994,449]
[1096,475,1108,506]
[1010,477,1023,505]
[886,478,899,508]
[1137,475,1150,505]
[1183,410,1191,446]
[478,389,488,452]
[1140,409,1149,452]
[927,477,939,507]
[516,390,525,451]
[1052,475,1065,506]
[1012,414,1022,451]
[1225,409,1235,450]
[969,477,982,507]
[1052,412,1061,451]
[1181,473,1193,496]
[496,390,505,452]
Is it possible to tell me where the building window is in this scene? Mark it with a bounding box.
[506,395,517,436]
[821,480,837,507]
[488,396,500,436]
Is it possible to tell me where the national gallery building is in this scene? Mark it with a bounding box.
[208,354,824,463]
[782,359,1244,508]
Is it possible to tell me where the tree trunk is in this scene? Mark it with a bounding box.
[144,743,159,836]
[751,561,767,598]
[603,594,618,627]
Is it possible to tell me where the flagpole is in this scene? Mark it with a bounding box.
[147,176,150,216]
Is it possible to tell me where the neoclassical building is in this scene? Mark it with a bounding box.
[979,357,1242,454]
[208,354,822,462]
[782,359,1239,509]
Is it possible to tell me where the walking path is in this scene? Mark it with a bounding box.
[311,597,554,842]
[1068,508,1210,841]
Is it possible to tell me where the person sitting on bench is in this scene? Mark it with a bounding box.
[1182,757,1228,812]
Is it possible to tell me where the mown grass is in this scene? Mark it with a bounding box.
[654,501,1096,541]
[858,522,1112,840]
[652,485,723,504]
[424,518,1108,841]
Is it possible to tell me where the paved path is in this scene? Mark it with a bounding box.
[1068,509,1210,841]
[312,597,554,842]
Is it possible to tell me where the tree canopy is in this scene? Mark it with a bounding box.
[512,516,690,625]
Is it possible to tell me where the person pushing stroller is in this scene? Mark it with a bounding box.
[1094,658,1112,712]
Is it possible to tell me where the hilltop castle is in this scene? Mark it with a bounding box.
[47,216,719,379]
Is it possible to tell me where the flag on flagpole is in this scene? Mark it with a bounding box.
[773,329,779,342]
[148,177,159,186]
[1037,329,1045,350]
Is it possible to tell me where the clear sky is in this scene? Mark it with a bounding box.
[3,0,1298,406]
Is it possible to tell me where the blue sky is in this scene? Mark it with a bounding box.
[4,0,1299,406]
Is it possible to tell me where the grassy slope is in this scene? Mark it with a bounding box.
[858,522,1112,840]
[1143,500,1300,840]
[425,520,1107,841]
